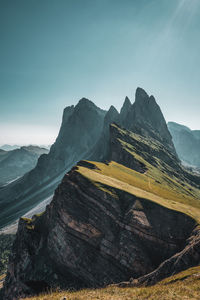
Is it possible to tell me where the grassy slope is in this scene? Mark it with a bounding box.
[25,266,200,300]
[78,160,200,223]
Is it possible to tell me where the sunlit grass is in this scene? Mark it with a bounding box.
[78,160,200,223]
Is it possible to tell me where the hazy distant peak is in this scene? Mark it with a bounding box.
[0,144,20,151]
[168,122,191,133]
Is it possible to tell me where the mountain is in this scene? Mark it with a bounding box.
[168,122,200,167]
[0,87,175,230]
[0,99,106,229]
[90,88,177,163]
[0,146,49,187]
[123,88,176,155]
[2,123,200,299]
[0,145,20,151]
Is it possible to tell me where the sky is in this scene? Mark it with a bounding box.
[0,0,200,145]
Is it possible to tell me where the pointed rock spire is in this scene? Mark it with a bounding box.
[135,87,149,104]
[104,105,119,125]
[119,96,132,127]
[120,96,132,115]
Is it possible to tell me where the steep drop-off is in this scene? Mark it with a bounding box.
[3,124,200,299]
[0,99,106,229]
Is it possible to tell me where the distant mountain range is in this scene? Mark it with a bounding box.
[168,122,200,167]
[0,146,49,187]
[0,145,20,151]
[0,144,51,151]
[2,88,200,299]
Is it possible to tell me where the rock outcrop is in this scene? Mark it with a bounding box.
[118,226,200,288]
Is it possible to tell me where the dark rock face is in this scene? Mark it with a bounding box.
[123,88,176,155]
[2,166,196,299]
[168,122,200,167]
[119,96,132,126]
[90,88,176,163]
[88,105,119,161]
[119,226,200,288]
[0,146,49,187]
[0,99,106,229]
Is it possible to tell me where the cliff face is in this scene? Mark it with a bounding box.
[3,165,196,299]
[89,105,119,161]
[3,124,200,300]
[0,99,106,229]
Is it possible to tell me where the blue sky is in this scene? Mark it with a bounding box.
[0,0,200,145]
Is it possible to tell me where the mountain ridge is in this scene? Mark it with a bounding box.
[0,88,177,230]
[2,121,200,299]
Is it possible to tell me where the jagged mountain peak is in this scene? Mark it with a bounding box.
[74,98,106,118]
[124,96,132,106]
[134,88,157,107]
[62,105,75,124]
[120,96,131,114]
[135,87,149,102]
[123,88,176,154]
[77,97,98,109]
[105,105,119,122]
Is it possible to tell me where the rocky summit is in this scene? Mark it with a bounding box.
[2,115,200,299]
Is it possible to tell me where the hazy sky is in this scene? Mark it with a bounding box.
[0,0,200,145]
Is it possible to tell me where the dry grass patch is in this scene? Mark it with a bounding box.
[24,266,200,300]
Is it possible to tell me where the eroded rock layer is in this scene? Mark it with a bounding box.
[3,165,196,299]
